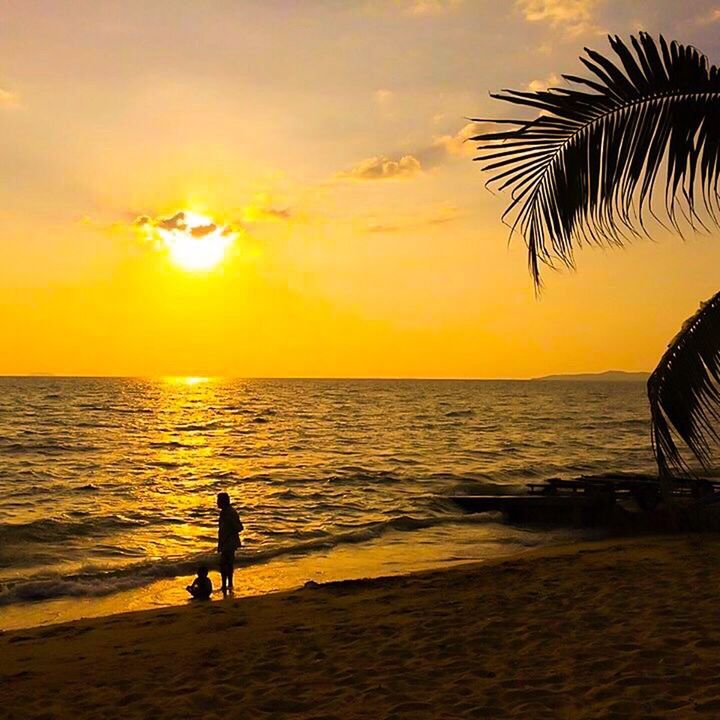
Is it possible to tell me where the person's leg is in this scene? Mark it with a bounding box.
[219,554,229,592]
[227,551,235,590]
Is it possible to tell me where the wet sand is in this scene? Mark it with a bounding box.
[3,536,720,719]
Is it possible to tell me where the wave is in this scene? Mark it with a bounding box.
[0,441,99,455]
[146,460,183,469]
[85,405,153,414]
[207,469,237,480]
[0,514,153,544]
[175,421,221,431]
[326,469,400,485]
[77,483,100,492]
[0,512,502,607]
[446,480,525,497]
[148,440,194,449]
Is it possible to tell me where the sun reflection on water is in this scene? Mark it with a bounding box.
[163,376,214,386]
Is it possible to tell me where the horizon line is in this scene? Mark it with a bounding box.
[0,370,651,382]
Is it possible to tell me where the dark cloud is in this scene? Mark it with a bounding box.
[133,211,240,237]
[190,223,217,237]
[157,212,188,232]
[262,208,292,220]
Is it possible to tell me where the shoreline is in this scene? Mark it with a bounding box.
[4,535,720,718]
[0,521,590,632]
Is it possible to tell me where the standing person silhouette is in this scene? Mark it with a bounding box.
[217,492,243,594]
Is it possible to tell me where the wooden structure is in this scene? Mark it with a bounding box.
[450,474,720,527]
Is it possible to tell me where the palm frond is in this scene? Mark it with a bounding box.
[473,33,720,286]
[649,291,720,479]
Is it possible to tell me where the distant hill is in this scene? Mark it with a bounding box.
[533,370,650,383]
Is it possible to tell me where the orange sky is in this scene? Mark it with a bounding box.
[2,0,720,378]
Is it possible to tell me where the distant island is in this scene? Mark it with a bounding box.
[533,370,650,383]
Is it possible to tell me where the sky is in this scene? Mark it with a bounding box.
[2,0,720,378]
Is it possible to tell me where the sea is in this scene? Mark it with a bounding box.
[0,376,657,629]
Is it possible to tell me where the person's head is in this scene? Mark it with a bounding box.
[197,565,209,578]
[217,492,230,509]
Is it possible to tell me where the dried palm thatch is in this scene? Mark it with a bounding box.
[473,34,720,483]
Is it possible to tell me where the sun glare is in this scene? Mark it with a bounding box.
[163,376,213,385]
[154,211,237,272]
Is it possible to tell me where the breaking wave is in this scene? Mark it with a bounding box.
[0,512,502,606]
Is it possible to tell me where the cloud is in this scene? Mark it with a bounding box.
[403,0,463,15]
[239,193,294,223]
[134,211,236,237]
[427,208,461,225]
[374,89,394,106]
[366,205,463,233]
[135,201,294,237]
[413,121,486,168]
[364,0,463,15]
[367,223,402,233]
[338,122,485,184]
[155,212,187,232]
[374,89,396,119]
[190,223,218,238]
[431,122,482,158]
[696,7,720,24]
[342,154,423,181]
[527,73,562,92]
[242,206,292,222]
[0,88,18,106]
[516,0,602,36]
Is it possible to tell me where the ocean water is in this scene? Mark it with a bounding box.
[0,377,656,624]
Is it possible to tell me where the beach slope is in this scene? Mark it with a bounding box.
[3,537,720,719]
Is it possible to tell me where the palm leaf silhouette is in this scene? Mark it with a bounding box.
[472,33,720,287]
[473,33,720,483]
[649,291,720,479]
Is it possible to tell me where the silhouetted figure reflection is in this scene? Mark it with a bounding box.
[186,565,212,600]
[217,492,244,594]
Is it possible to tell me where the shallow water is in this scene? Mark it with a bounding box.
[0,376,656,623]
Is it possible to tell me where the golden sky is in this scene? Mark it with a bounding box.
[2,0,720,378]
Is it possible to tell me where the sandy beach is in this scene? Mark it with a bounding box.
[2,536,720,719]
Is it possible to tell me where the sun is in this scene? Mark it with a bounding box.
[154,211,237,272]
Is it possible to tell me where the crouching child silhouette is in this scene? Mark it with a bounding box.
[217,492,244,594]
[186,565,212,600]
